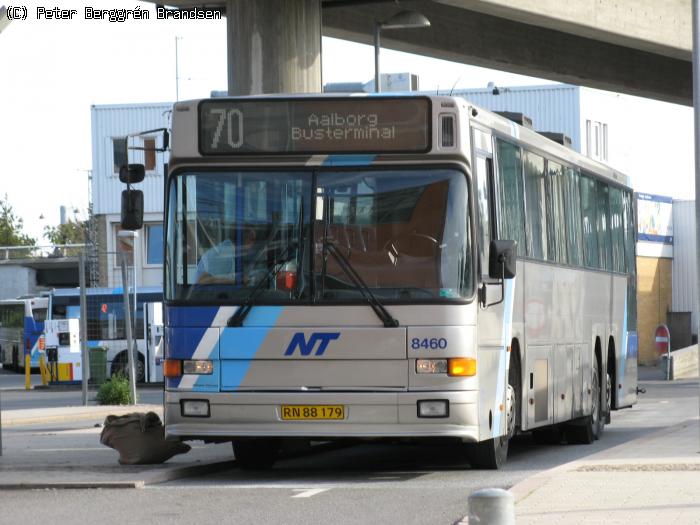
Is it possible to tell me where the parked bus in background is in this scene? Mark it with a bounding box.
[155,94,637,469]
[48,287,162,382]
[0,296,48,372]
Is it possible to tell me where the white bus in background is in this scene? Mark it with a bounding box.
[0,296,48,372]
[48,287,162,382]
[155,94,637,469]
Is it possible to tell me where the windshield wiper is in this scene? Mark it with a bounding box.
[228,199,306,328]
[227,242,297,327]
[324,241,399,328]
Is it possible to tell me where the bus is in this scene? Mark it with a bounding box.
[48,286,162,382]
[0,296,48,372]
[158,95,637,469]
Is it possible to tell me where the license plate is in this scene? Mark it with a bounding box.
[281,405,345,420]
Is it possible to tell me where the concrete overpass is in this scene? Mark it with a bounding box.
[152,0,692,105]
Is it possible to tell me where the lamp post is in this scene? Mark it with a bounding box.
[374,10,430,93]
[117,229,140,400]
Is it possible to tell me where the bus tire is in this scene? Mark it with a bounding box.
[468,348,517,470]
[232,439,279,470]
[566,360,601,445]
[110,351,146,383]
[467,433,508,470]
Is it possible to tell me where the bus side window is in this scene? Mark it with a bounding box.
[495,139,526,256]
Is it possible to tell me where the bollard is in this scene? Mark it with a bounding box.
[39,354,49,386]
[24,354,31,390]
[468,488,515,524]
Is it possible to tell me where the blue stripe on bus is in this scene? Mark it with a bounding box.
[165,327,209,359]
[219,307,284,391]
[165,306,219,327]
[25,319,43,366]
[493,278,515,439]
[323,155,376,166]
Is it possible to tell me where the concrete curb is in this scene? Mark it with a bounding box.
[508,417,700,504]
[1,404,163,427]
[0,481,147,490]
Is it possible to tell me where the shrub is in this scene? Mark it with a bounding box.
[96,373,136,405]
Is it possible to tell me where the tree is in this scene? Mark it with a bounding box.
[0,194,35,246]
[43,218,88,245]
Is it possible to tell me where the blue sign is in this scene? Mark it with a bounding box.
[637,193,673,244]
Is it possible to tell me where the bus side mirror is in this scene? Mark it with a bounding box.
[121,189,143,230]
[489,240,516,280]
[119,164,146,184]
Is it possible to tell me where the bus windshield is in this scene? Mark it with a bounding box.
[166,168,472,304]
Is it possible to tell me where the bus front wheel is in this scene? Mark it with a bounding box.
[467,433,508,470]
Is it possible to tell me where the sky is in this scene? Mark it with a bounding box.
[0,1,694,243]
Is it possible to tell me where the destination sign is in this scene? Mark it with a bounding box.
[198,97,431,155]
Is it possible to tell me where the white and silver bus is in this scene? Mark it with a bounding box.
[0,296,48,372]
[160,95,637,469]
[48,287,163,382]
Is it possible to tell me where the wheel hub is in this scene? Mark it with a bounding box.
[506,384,516,438]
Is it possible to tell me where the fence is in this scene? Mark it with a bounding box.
[0,244,86,261]
[80,250,144,386]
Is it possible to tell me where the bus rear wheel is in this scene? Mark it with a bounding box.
[566,362,601,444]
[232,439,279,470]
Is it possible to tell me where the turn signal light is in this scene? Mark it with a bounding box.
[448,358,476,377]
[163,359,182,378]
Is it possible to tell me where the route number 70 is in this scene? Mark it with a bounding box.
[210,108,243,149]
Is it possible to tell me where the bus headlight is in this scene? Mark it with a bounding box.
[417,400,449,418]
[183,360,213,375]
[416,359,448,374]
[181,399,210,417]
[416,358,476,376]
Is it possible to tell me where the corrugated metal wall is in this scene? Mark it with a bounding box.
[672,200,697,334]
[91,103,172,215]
[448,84,581,151]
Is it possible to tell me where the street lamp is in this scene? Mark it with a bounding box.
[374,10,430,93]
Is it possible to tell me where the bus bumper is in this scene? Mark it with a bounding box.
[163,390,479,442]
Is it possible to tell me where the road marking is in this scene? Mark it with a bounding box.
[291,488,330,498]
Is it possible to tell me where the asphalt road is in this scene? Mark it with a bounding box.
[0,368,164,408]
[1,367,697,525]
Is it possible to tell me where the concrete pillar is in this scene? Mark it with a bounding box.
[226,0,322,95]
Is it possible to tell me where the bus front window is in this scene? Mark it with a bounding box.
[167,171,312,303]
[166,168,473,304]
[316,169,473,301]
